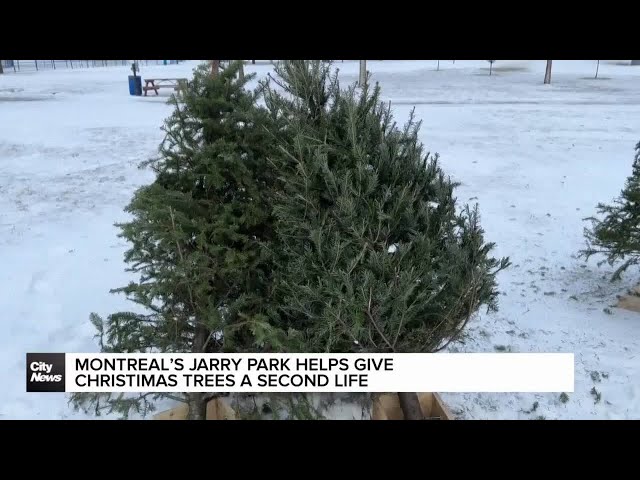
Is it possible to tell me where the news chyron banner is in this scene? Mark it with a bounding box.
[27,352,575,393]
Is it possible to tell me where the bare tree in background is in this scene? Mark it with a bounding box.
[544,60,553,84]
[238,60,245,81]
[437,60,440,71]
[595,60,600,79]
[359,60,367,86]
[487,60,495,76]
[0,61,4,74]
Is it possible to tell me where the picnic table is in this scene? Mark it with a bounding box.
[143,78,188,96]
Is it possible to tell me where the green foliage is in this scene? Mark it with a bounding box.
[70,60,510,419]
[69,61,286,418]
[581,141,640,281]
[262,61,509,354]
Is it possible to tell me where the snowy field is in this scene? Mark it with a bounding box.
[2,60,640,419]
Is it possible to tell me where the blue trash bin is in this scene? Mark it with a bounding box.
[128,75,142,96]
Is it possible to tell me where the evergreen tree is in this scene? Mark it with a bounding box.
[581,141,640,281]
[69,61,287,419]
[262,61,510,419]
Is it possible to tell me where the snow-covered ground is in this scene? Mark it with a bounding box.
[2,60,640,419]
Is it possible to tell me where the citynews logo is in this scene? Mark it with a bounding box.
[26,353,66,392]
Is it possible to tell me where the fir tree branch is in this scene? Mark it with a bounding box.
[327,304,361,347]
[168,205,207,350]
[347,242,368,276]
[165,393,188,403]
[433,280,479,353]
[366,288,395,352]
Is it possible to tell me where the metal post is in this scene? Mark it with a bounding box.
[544,60,552,84]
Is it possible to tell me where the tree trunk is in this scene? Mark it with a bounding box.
[437,60,440,71]
[359,60,367,87]
[595,60,600,79]
[398,392,424,420]
[252,60,256,65]
[238,60,245,81]
[187,392,207,420]
[0,61,4,74]
[211,60,220,78]
[187,323,209,420]
[544,60,553,84]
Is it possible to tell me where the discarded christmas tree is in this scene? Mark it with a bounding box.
[69,61,286,419]
[263,61,510,419]
[581,141,640,281]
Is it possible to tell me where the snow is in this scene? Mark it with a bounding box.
[2,60,640,419]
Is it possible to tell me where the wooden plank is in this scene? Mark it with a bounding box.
[615,285,640,313]
[431,393,454,420]
[153,403,189,420]
[153,394,453,420]
[372,392,455,420]
[206,397,236,420]
[153,398,236,420]
[145,78,187,83]
[372,393,405,420]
